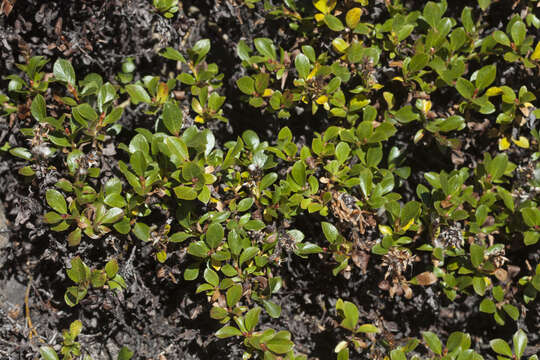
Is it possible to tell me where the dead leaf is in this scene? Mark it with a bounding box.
[415,271,438,286]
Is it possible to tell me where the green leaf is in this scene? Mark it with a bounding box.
[162,102,183,136]
[266,336,294,354]
[262,299,281,318]
[117,346,134,360]
[125,84,151,104]
[511,20,526,46]
[130,151,147,177]
[335,142,351,164]
[133,222,150,242]
[521,207,540,227]
[192,39,211,60]
[295,53,310,79]
[239,246,259,266]
[423,2,443,28]
[356,324,380,333]
[101,207,124,224]
[31,94,46,122]
[341,301,359,331]
[188,241,210,258]
[174,185,198,200]
[422,331,442,355]
[260,172,278,190]
[237,76,255,95]
[390,349,406,360]
[254,38,276,60]
[237,198,254,212]
[322,222,338,243]
[203,268,219,287]
[46,189,67,214]
[206,223,224,249]
[291,160,306,185]
[215,325,242,338]
[105,259,119,279]
[493,30,511,46]
[478,0,491,10]
[470,243,484,268]
[393,105,419,123]
[513,329,527,359]
[324,14,345,31]
[503,304,519,321]
[487,153,508,180]
[456,78,475,99]
[53,59,76,85]
[490,339,513,357]
[475,64,497,90]
[40,346,60,360]
[66,257,89,283]
[400,201,421,229]
[9,147,32,160]
[479,298,496,313]
[160,47,186,62]
[226,284,242,307]
[408,53,429,74]
[244,307,261,332]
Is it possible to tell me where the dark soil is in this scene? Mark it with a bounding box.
[0,1,539,359]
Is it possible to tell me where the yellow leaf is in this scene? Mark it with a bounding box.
[332,37,349,53]
[195,115,205,123]
[421,100,432,114]
[531,41,540,61]
[512,136,530,149]
[262,88,273,97]
[485,86,502,97]
[392,76,404,82]
[379,225,392,236]
[498,137,510,150]
[307,63,320,80]
[401,218,415,231]
[346,7,363,29]
[313,0,336,14]
[314,13,325,22]
[372,83,384,90]
[316,95,328,104]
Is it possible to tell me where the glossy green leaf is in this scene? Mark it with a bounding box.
[422,331,442,355]
[39,346,60,360]
[125,84,151,104]
[295,53,310,79]
[162,102,183,136]
[206,223,224,249]
[254,38,276,60]
[133,222,150,242]
[490,339,513,357]
[215,325,242,338]
[31,94,46,122]
[513,329,527,359]
[46,189,67,214]
[53,59,76,85]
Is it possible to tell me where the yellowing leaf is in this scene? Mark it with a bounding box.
[313,0,336,15]
[512,136,529,148]
[316,95,328,104]
[307,63,320,80]
[421,100,432,114]
[379,225,392,236]
[262,88,273,97]
[498,137,510,150]
[531,41,540,60]
[401,218,415,231]
[195,115,205,123]
[332,37,349,53]
[314,13,325,22]
[392,76,404,82]
[346,8,363,29]
[372,83,384,90]
[485,87,502,97]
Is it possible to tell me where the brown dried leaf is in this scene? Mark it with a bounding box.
[415,271,438,286]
